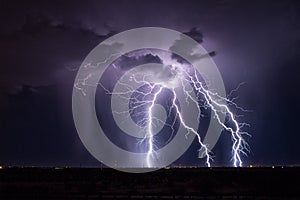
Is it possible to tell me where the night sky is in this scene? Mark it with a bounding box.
[0,0,299,167]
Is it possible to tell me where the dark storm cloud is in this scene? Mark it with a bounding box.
[183,27,204,44]
[1,0,297,94]
[117,53,163,71]
[0,10,114,94]
[170,27,216,64]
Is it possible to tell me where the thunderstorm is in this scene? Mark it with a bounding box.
[74,58,250,167]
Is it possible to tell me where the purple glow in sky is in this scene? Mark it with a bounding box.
[0,0,299,167]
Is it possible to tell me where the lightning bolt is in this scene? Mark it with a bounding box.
[74,61,249,168]
[178,67,250,167]
[146,85,163,167]
[110,72,212,168]
[170,87,212,167]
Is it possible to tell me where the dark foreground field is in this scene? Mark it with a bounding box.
[0,167,299,199]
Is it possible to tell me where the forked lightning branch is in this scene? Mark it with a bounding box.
[72,27,250,172]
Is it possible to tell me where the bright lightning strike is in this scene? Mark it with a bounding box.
[179,67,250,167]
[74,61,250,168]
[146,85,163,167]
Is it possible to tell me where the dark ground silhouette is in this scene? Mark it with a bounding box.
[0,167,299,199]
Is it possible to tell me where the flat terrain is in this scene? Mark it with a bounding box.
[0,167,299,199]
